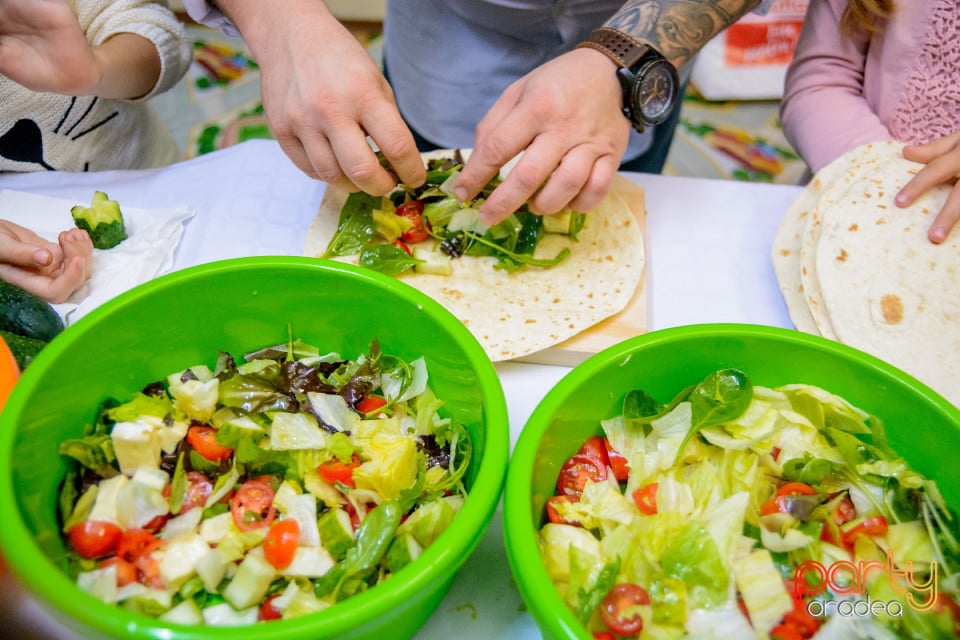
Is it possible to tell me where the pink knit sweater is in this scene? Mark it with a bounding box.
[780,0,960,174]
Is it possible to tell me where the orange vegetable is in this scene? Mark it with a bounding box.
[0,334,21,411]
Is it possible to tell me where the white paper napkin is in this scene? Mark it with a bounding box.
[0,189,195,322]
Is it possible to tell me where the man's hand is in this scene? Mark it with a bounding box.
[454,48,631,225]
[217,0,425,194]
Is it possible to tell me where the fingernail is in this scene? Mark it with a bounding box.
[33,249,50,265]
[454,187,468,202]
[894,191,907,206]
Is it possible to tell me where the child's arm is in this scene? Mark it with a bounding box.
[779,0,893,173]
[0,222,93,304]
[0,0,161,99]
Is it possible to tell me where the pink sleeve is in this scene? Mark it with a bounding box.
[779,0,893,173]
[181,0,239,37]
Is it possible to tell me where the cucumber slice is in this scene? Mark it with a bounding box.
[317,508,355,560]
[412,248,452,276]
[385,532,423,572]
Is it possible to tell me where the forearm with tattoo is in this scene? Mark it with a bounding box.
[605,0,763,67]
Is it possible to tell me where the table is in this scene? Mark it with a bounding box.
[0,140,802,638]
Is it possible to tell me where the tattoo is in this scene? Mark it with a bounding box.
[606,0,763,66]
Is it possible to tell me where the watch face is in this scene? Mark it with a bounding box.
[634,61,678,125]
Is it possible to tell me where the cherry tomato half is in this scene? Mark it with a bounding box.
[231,479,277,531]
[186,424,234,463]
[99,557,138,587]
[67,521,123,559]
[318,453,362,488]
[600,582,649,636]
[545,494,580,526]
[776,482,816,497]
[632,482,659,515]
[761,497,786,516]
[135,553,165,589]
[142,513,171,534]
[578,435,610,467]
[840,515,888,546]
[832,495,856,525]
[263,519,300,570]
[783,606,820,637]
[115,528,161,563]
[603,438,630,482]
[356,395,388,414]
[259,594,284,621]
[391,239,413,255]
[396,200,430,243]
[186,470,214,506]
[556,454,607,497]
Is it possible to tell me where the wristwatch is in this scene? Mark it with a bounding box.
[577,27,680,133]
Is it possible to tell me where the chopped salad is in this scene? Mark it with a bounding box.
[539,369,960,639]
[322,150,586,276]
[57,338,471,625]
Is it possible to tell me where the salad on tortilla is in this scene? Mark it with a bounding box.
[317,149,585,276]
[304,150,647,362]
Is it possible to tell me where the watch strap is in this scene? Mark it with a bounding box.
[577,27,652,70]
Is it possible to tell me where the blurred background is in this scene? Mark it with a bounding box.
[161,0,808,185]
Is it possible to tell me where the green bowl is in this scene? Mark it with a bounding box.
[503,323,960,640]
[0,257,509,640]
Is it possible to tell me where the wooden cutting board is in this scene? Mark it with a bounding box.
[514,176,649,367]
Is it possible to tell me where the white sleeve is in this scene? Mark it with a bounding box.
[180,0,239,36]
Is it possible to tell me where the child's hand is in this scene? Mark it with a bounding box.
[0,0,101,95]
[895,131,960,244]
[0,221,93,303]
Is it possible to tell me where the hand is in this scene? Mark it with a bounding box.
[227,1,424,194]
[895,131,960,244]
[0,0,101,95]
[0,221,93,303]
[454,48,631,225]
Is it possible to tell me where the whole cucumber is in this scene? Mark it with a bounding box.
[0,280,65,342]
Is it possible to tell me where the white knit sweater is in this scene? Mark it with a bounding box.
[0,0,191,173]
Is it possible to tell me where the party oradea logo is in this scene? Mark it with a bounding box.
[793,551,937,617]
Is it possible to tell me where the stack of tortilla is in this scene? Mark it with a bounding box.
[772,140,960,406]
[304,152,647,363]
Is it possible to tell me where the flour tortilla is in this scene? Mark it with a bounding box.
[793,145,895,340]
[773,141,960,406]
[772,154,849,335]
[304,152,646,362]
[813,141,960,405]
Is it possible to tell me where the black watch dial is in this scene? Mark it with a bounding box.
[633,60,678,125]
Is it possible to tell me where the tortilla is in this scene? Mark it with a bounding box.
[304,152,646,362]
[772,141,960,406]
[771,153,848,336]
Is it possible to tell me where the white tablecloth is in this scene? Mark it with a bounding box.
[0,140,803,639]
